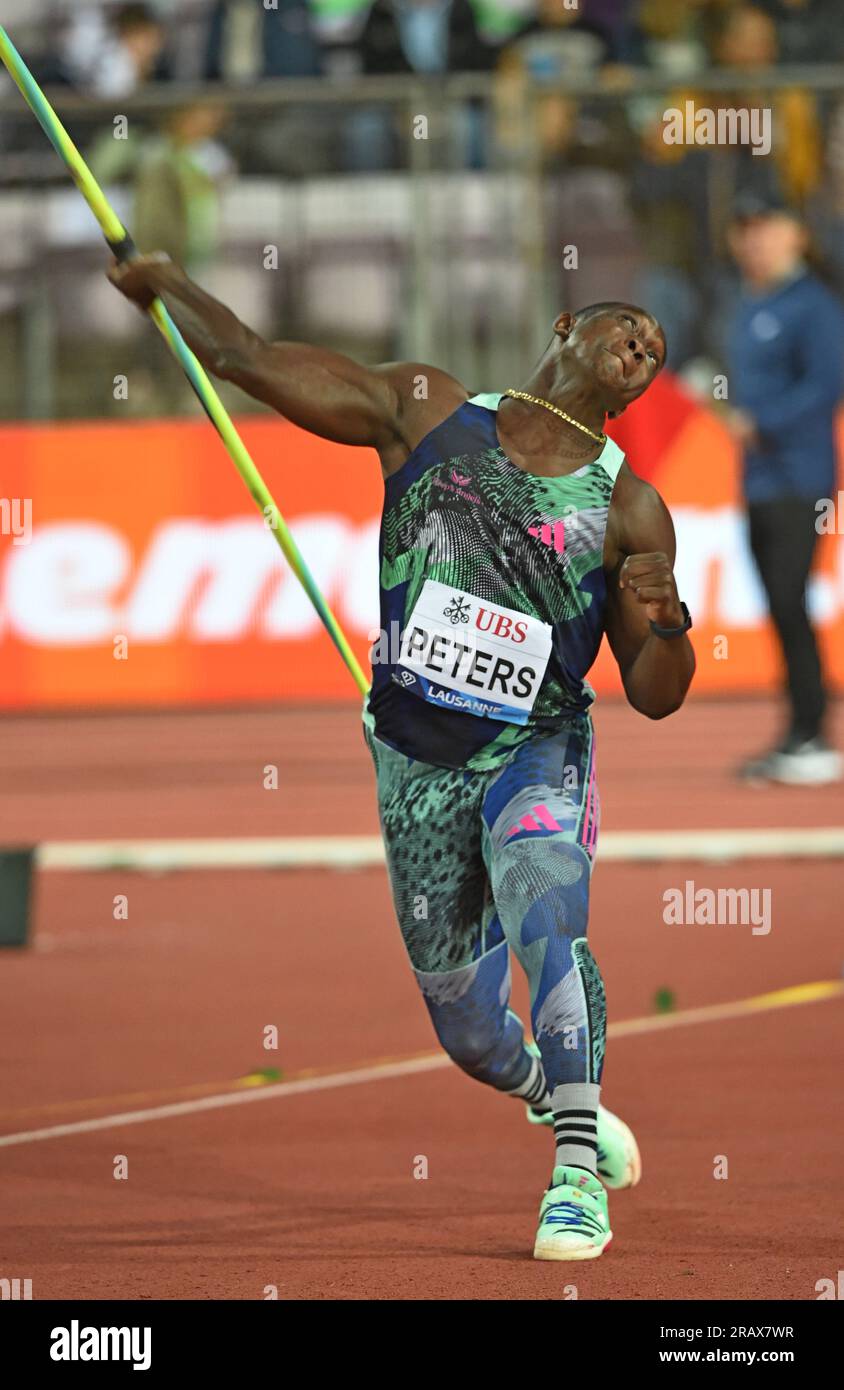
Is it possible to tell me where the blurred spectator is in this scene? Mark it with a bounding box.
[582,0,639,62]
[813,96,844,296]
[104,98,235,417]
[354,0,499,75]
[133,100,233,270]
[712,3,821,208]
[201,0,331,180]
[630,0,733,75]
[316,0,504,77]
[499,0,614,79]
[63,3,168,96]
[629,2,824,369]
[724,193,844,784]
[82,6,172,187]
[493,2,638,312]
[1,1,75,86]
[204,0,321,81]
[625,4,726,368]
[495,0,633,166]
[327,0,500,170]
[756,0,844,65]
[629,120,712,368]
[87,96,233,257]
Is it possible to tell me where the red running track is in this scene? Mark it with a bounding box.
[0,697,842,1299]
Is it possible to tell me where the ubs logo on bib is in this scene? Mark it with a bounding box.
[475,608,529,644]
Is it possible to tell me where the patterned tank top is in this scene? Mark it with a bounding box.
[363,392,625,770]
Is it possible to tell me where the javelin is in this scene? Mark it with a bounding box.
[0,25,369,697]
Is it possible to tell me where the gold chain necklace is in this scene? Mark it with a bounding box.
[503,389,607,445]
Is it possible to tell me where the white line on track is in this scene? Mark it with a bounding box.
[36,825,844,872]
[0,1056,450,1149]
[1,981,840,1151]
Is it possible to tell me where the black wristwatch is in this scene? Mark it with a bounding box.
[649,601,692,639]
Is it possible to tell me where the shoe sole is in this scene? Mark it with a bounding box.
[534,1234,613,1262]
[742,755,843,786]
[770,768,843,786]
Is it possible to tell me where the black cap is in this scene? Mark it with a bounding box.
[731,190,802,223]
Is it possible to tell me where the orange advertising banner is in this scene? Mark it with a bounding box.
[1,382,842,710]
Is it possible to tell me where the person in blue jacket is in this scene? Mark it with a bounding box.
[725,191,844,784]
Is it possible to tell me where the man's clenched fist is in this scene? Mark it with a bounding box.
[619,551,684,628]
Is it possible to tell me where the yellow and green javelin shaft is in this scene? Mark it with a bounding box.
[0,25,369,696]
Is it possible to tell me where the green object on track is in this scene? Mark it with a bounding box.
[239,1068,283,1087]
[653,987,676,1014]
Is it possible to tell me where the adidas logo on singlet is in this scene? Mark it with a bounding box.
[527,520,566,553]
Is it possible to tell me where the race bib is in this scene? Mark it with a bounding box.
[394,579,552,725]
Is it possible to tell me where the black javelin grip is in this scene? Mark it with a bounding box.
[106,231,139,264]
[104,231,217,427]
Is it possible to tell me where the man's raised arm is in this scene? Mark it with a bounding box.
[107,254,465,460]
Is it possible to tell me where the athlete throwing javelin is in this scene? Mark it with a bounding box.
[109,258,695,1261]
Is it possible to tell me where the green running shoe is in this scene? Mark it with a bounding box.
[534,1166,612,1261]
[523,1045,641,1190]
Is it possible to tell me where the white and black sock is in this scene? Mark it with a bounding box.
[550,1082,600,1175]
[505,1050,549,1109]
